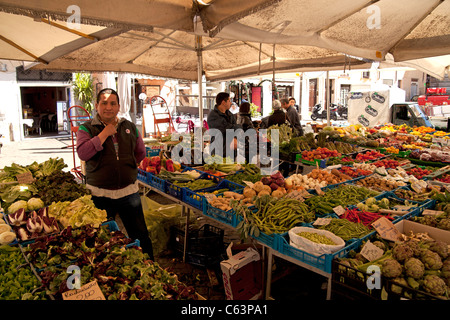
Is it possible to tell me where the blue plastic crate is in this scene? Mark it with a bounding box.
[166,181,184,200]
[277,231,362,274]
[181,173,223,210]
[202,197,240,227]
[137,168,166,192]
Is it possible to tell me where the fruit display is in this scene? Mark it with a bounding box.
[406,167,433,179]
[385,146,400,154]
[338,166,373,178]
[373,159,400,169]
[355,150,384,161]
[435,173,450,183]
[301,147,341,161]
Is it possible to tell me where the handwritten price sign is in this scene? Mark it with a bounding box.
[62,280,105,300]
[372,217,402,242]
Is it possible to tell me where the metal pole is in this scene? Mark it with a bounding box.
[326,71,330,126]
[196,35,204,152]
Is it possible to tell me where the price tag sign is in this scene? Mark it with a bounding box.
[422,209,444,216]
[16,172,34,184]
[313,217,332,226]
[315,186,324,195]
[372,217,402,242]
[62,280,106,300]
[332,205,346,216]
[360,241,384,262]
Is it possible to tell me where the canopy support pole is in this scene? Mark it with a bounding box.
[196,35,204,153]
[326,70,330,126]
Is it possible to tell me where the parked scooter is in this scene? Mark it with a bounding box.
[311,103,338,121]
[335,103,348,119]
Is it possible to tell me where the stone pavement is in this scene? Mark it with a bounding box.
[0,134,75,170]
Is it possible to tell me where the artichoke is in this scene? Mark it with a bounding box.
[423,275,447,296]
[418,216,437,227]
[372,240,386,251]
[428,240,448,260]
[437,218,450,231]
[392,243,414,262]
[420,249,443,271]
[404,258,425,279]
[442,258,450,280]
[390,277,408,295]
[381,258,403,278]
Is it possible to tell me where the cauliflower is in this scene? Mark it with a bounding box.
[428,240,448,260]
[423,275,447,296]
[404,258,425,279]
[392,243,414,262]
[420,249,443,270]
[27,197,44,211]
[381,258,403,278]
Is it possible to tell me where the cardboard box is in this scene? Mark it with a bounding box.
[394,219,450,244]
[220,247,262,300]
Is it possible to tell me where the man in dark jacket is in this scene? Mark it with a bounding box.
[281,98,303,136]
[207,92,243,158]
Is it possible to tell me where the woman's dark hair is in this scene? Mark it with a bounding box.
[239,102,251,113]
[97,88,120,104]
[215,92,230,105]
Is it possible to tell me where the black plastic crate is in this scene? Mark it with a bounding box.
[170,224,225,256]
[331,259,383,300]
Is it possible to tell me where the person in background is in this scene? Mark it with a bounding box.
[281,97,303,136]
[76,88,154,260]
[236,102,255,163]
[236,102,254,132]
[268,99,286,127]
[289,97,299,113]
[207,92,243,158]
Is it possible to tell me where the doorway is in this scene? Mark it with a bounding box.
[20,86,68,137]
[309,79,318,112]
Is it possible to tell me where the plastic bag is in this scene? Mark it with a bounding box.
[288,227,345,256]
[141,196,183,255]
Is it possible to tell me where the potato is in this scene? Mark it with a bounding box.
[253,181,264,193]
[243,187,257,199]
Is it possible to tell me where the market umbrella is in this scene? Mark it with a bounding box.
[2,0,449,63]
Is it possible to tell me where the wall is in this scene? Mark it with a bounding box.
[0,70,21,144]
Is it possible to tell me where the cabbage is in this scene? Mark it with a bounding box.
[7,200,28,214]
[27,197,45,211]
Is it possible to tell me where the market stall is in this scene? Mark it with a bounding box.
[1,121,450,301]
[134,122,450,300]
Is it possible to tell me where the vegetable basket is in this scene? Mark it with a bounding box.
[202,197,240,227]
[184,178,245,211]
[278,231,362,273]
[137,168,166,192]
